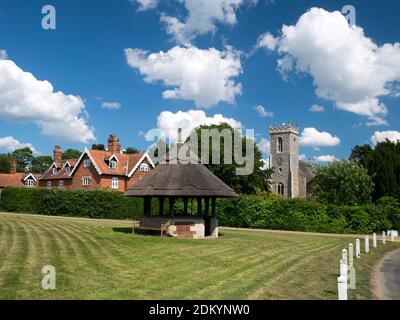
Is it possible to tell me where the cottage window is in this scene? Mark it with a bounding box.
[277,182,285,196]
[65,166,71,174]
[82,177,91,187]
[52,167,57,175]
[109,160,117,169]
[111,177,119,190]
[277,137,283,153]
[47,181,52,189]
[25,179,35,188]
[140,163,149,172]
[84,159,91,168]
[58,180,64,190]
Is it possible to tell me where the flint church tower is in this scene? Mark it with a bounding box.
[269,123,300,198]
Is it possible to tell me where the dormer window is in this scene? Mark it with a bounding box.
[140,163,149,172]
[65,166,71,174]
[25,179,35,188]
[109,160,117,169]
[84,159,91,168]
[52,167,57,175]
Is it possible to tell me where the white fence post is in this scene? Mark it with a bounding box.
[342,249,348,265]
[348,243,354,266]
[391,231,395,242]
[365,235,369,253]
[338,274,348,300]
[373,233,377,248]
[340,258,348,280]
[382,231,386,245]
[355,239,361,258]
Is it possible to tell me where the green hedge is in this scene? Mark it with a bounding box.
[0,187,144,220]
[216,195,400,234]
[1,188,399,234]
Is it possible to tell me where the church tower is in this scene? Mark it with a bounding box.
[269,123,300,198]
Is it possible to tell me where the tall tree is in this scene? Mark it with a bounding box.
[32,156,53,173]
[0,154,11,173]
[189,123,270,194]
[62,149,81,160]
[124,147,141,154]
[11,148,34,172]
[312,160,374,205]
[350,140,400,201]
[92,144,106,151]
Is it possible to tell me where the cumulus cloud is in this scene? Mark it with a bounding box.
[254,105,273,118]
[256,32,279,51]
[0,50,7,60]
[313,155,337,163]
[260,8,400,126]
[309,104,324,113]
[161,0,258,46]
[0,59,95,144]
[101,102,122,110]
[257,137,270,157]
[0,136,38,154]
[148,109,242,141]
[370,131,400,146]
[299,127,340,148]
[299,154,307,161]
[131,0,159,11]
[125,46,242,107]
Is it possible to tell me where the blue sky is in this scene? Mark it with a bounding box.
[0,0,399,163]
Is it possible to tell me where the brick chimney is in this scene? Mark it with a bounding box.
[10,159,17,174]
[53,145,62,163]
[108,134,121,154]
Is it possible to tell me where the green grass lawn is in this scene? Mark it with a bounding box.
[0,212,398,300]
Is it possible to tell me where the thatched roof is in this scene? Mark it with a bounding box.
[299,160,315,183]
[124,143,237,198]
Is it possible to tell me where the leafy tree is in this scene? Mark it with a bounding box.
[0,154,11,173]
[62,149,81,160]
[312,160,374,205]
[350,140,400,201]
[32,156,53,173]
[189,123,270,194]
[12,148,34,172]
[124,147,141,154]
[92,144,106,151]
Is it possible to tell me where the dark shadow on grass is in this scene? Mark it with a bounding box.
[112,227,133,234]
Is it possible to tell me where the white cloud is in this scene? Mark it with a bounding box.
[149,109,242,141]
[254,105,273,118]
[309,104,324,113]
[256,32,279,51]
[131,0,159,11]
[101,102,122,110]
[0,136,38,154]
[299,154,307,161]
[370,131,400,146]
[0,59,95,144]
[161,0,258,46]
[313,155,337,163]
[257,137,270,157]
[125,46,242,107]
[299,127,340,148]
[263,8,400,125]
[0,50,7,60]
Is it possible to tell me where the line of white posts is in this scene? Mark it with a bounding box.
[338,231,397,300]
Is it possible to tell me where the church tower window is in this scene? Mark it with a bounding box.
[278,183,285,195]
[277,137,283,153]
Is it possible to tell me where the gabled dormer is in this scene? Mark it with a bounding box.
[51,164,58,175]
[107,154,119,170]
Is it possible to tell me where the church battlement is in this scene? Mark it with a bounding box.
[269,122,299,135]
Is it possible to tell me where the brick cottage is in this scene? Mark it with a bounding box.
[39,134,154,192]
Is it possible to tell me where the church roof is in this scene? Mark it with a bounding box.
[299,160,315,183]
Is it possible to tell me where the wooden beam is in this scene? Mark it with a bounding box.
[144,197,151,216]
[169,197,175,216]
[197,197,202,216]
[159,197,165,216]
[211,198,216,217]
[204,197,210,216]
[183,198,189,215]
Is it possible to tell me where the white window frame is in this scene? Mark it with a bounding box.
[111,177,119,190]
[25,179,35,188]
[52,167,57,175]
[47,181,52,189]
[58,180,64,190]
[84,159,91,168]
[65,166,71,174]
[109,160,117,169]
[82,176,91,187]
[140,163,149,172]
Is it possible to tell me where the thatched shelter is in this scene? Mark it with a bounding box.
[124,131,236,238]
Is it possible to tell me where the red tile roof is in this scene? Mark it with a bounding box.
[0,173,40,188]
[40,159,78,181]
